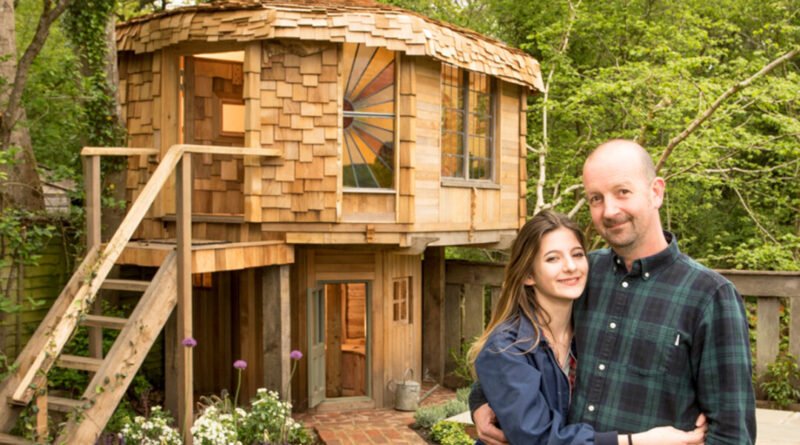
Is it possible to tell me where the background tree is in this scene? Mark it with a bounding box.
[387,0,799,270]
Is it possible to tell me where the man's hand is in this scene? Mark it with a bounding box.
[474,403,508,445]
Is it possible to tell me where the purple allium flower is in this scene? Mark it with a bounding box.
[181,337,197,347]
[290,350,303,360]
[233,359,248,370]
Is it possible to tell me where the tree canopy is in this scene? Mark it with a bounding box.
[8,0,800,270]
[387,0,800,270]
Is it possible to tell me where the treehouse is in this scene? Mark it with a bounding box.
[0,0,542,442]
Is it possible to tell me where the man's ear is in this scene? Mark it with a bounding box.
[651,177,666,209]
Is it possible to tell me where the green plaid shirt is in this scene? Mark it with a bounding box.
[569,232,756,444]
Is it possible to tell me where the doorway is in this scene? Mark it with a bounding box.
[308,282,371,407]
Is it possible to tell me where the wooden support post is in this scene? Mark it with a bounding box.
[262,265,291,398]
[443,284,462,381]
[176,153,193,444]
[791,297,800,369]
[83,155,103,362]
[756,297,781,377]
[35,388,47,444]
[421,247,445,382]
[462,283,484,344]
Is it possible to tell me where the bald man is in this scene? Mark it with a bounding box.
[470,140,756,444]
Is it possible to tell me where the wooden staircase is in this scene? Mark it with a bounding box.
[0,144,280,444]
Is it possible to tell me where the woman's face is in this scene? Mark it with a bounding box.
[524,227,588,302]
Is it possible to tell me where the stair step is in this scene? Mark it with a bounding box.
[81,314,128,330]
[56,355,103,372]
[0,433,33,445]
[48,396,84,413]
[101,278,150,292]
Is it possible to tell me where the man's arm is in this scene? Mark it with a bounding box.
[694,282,756,444]
[470,380,509,445]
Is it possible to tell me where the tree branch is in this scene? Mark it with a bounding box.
[1,0,73,148]
[654,46,800,173]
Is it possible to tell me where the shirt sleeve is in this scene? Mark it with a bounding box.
[693,282,757,444]
[469,380,489,415]
[475,340,601,445]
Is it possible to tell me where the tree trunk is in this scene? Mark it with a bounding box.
[0,0,44,211]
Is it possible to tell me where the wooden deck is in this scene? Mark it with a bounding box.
[116,239,294,272]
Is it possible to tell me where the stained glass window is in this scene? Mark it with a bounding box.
[342,44,396,189]
[441,64,494,181]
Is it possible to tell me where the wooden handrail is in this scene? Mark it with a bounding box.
[80,144,281,158]
[8,144,281,404]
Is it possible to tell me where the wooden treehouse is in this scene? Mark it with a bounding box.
[0,0,543,443]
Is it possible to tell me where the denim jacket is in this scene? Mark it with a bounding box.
[474,314,617,445]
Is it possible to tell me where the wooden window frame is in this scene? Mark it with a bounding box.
[440,64,496,183]
[392,277,412,324]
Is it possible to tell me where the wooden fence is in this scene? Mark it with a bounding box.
[442,260,800,379]
[0,234,70,359]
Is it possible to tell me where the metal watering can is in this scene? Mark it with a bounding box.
[388,368,439,411]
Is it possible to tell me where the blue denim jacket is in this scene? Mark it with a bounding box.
[474,314,617,445]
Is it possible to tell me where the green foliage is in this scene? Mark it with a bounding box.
[760,353,800,409]
[414,398,469,429]
[455,386,471,405]
[449,339,476,386]
[430,420,473,445]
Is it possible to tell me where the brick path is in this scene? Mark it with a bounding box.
[295,383,458,445]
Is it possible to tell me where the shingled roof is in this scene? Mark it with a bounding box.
[116,0,544,91]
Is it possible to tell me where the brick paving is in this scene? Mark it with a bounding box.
[295,383,458,445]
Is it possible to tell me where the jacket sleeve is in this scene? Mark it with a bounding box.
[475,340,600,445]
[693,282,757,444]
[469,380,489,415]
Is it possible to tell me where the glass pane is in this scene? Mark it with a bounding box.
[342,43,395,189]
[470,157,490,180]
[443,153,464,178]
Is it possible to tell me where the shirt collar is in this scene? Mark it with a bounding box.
[611,231,680,279]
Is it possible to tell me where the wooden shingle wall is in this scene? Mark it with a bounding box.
[257,41,341,223]
[120,52,165,240]
[412,59,523,233]
[115,3,543,92]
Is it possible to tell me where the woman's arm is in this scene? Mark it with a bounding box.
[475,341,607,445]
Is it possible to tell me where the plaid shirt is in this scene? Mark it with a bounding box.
[568,232,756,444]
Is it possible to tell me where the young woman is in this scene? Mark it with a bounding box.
[468,211,705,445]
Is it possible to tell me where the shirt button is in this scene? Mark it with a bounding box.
[588,405,596,412]
[644,272,650,278]
[609,322,617,329]
[622,281,629,288]
[598,364,606,371]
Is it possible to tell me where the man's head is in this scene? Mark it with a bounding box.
[582,139,667,261]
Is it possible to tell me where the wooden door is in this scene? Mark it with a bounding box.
[307,287,326,408]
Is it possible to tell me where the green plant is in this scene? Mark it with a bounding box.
[120,405,182,445]
[455,386,470,404]
[760,352,800,409]
[413,398,468,429]
[430,420,473,445]
[240,389,314,445]
[449,338,476,385]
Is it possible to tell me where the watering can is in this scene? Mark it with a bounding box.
[388,368,439,411]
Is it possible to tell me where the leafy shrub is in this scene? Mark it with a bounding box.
[455,386,471,404]
[240,388,314,445]
[414,397,468,429]
[760,353,800,409]
[430,421,473,445]
[449,339,476,385]
[120,406,182,445]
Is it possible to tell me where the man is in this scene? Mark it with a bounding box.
[470,140,756,444]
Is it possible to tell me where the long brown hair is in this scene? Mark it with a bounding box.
[467,210,585,376]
